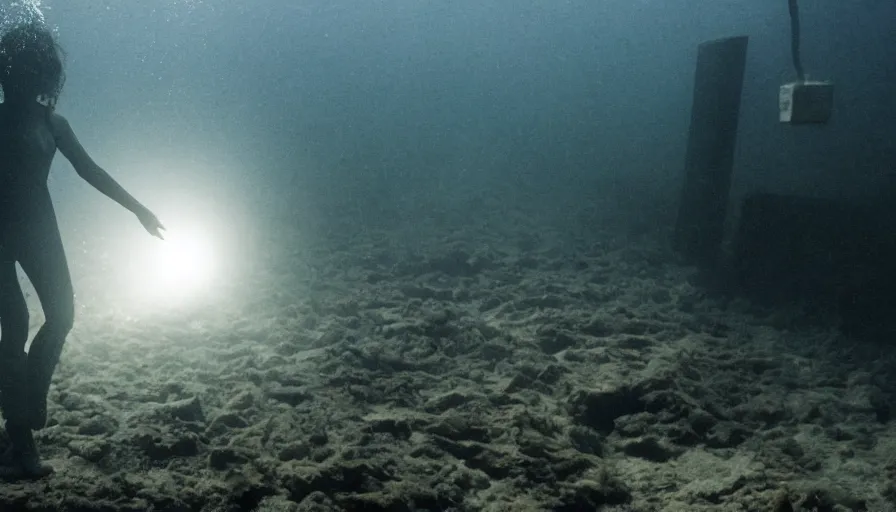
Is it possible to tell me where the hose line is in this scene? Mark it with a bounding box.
[788,0,805,82]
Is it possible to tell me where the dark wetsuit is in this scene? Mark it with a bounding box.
[0,102,74,428]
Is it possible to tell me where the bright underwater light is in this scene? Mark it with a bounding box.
[154,229,214,290]
[128,222,220,305]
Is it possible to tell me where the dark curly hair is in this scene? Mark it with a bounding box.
[0,21,65,107]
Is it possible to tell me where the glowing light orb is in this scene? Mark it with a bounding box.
[154,232,213,288]
[130,224,219,305]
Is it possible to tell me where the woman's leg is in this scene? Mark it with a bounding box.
[0,261,29,356]
[17,192,74,431]
[0,189,71,478]
[0,251,53,478]
[0,259,30,422]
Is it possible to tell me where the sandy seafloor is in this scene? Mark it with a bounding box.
[2,192,896,512]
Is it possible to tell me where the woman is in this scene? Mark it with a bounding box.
[0,21,164,479]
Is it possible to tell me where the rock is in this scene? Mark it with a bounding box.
[267,386,312,406]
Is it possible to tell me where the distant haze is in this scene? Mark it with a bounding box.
[1,0,889,239]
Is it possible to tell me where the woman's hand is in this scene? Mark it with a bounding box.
[135,206,165,239]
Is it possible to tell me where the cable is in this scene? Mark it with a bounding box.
[788,0,805,82]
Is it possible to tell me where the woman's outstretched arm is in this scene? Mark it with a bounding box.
[51,113,165,238]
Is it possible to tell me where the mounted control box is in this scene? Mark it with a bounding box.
[779,80,834,124]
